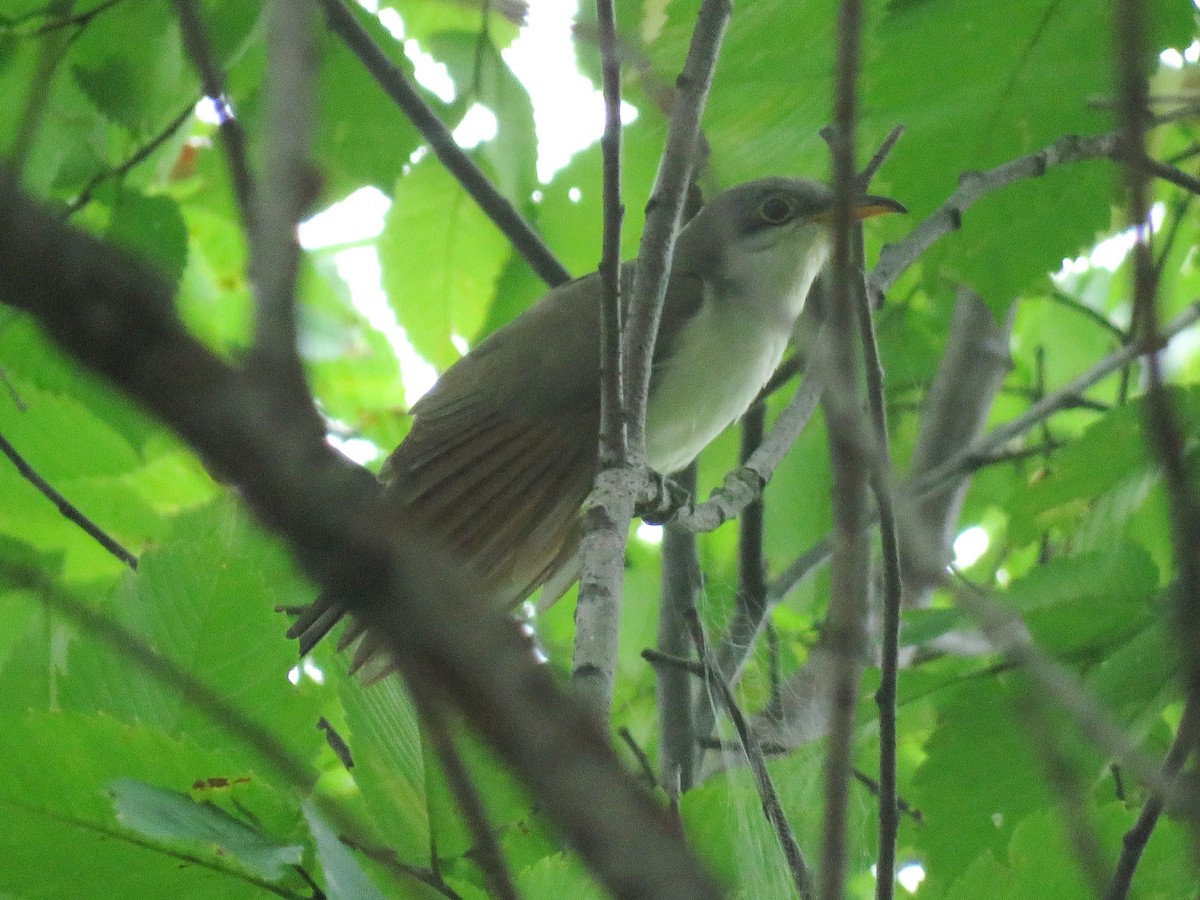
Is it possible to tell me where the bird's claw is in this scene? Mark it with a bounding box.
[636,469,695,525]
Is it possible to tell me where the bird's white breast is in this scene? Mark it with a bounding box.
[644,299,791,474]
[644,234,828,474]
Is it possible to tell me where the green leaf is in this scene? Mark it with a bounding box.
[329,657,430,862]
[58,497,323,768]
[903,679,1049,896]
[107,190,189,287]
[314,5,425,196]
[423,31,538,205]
[111,778,303,881]
[303,801,389,900]
[0,712,308,900]
[70,3,189,136]
[379,159,510,368]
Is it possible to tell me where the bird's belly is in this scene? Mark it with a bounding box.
[645,309,789,474]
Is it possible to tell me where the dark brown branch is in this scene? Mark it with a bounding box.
[0,429,139,569]
[1114,0,1200,847]
[1105,696,1200,899]
[318,0,570,288]
[0,174,721,900]
[857,263,902,900]
[173,0,257,234]
[823,0,868,894]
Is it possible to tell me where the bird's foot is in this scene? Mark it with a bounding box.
[636,469,695,525]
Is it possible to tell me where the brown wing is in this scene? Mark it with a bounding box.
[288,261,706,655]
[376,270,611,605]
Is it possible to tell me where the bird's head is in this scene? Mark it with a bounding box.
[676,176,905,321]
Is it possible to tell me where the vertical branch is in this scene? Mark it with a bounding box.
[1112,0,1200,878]
[657,462,700,791]
[1116,0,1200,738]
[622,0,731,462]
[573,0,731,717]
[856,261,902,900]
[252,0,322,422]
[822,0,868,897]
[595,0,626,467]
[571,0,629,717]
[173,0,258,234]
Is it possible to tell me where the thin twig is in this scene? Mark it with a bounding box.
[618,726,658,790]
[595,0,625,466]
[686,612,814,899]
[643,647,706,677]
[856,248,903,900]
[858,125,904,187]
[65,102,197,217]
[852,769,922,824]
[173,0,257,233]
[1141,155,1200,196]
[0,430,139,569]
[318,0,569,288]
[1105,696,1200,899]
[415,693,518,900]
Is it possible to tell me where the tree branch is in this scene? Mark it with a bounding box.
[821,1,869,894]
[657,462,699,791]
[249,0,321,420]
[0,429,139,569]
[0,174,722,900]
[622,0,731,459]
[571,0,629,718]
[318,0,570,288]
[173,0,257,235]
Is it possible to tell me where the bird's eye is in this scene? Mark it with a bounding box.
[758,195,797,225]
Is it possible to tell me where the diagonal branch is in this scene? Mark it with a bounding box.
[0,174,722,900]
[0,429,139,569]
[318,0,570,288]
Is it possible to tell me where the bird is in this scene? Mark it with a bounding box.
[287,176,904,662]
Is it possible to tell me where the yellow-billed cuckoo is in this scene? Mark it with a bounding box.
[288,177,903,656]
